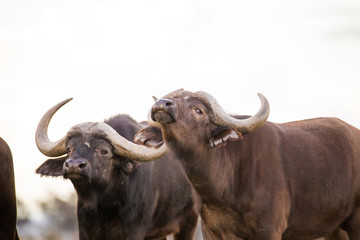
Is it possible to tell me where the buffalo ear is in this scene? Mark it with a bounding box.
[118,159,140,175]
[134,126,163,148]
[209,126,243,148]
[36,156,67,177]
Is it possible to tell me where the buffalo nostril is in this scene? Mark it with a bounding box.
[79,162,87,169]
[64,159,87,170]
[155,98,174,108]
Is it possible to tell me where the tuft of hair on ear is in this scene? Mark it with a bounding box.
[209,126,242,148]
[134,126,164,148]
[118,159,140,175]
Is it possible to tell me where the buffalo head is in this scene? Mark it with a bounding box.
[35,99,168,186]
[136,89,269,152]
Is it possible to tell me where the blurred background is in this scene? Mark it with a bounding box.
[1,0,360,239]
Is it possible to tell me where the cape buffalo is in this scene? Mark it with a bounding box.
[133,89,360,240]
[0,137,19,240]
[35,98,199,240]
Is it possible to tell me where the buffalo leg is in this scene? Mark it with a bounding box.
[325,228,349,240]
[128,227,147,240]
[342,209,360,240]
[173,210,198,240]
[256,232,282,240]
[200,221,223,240]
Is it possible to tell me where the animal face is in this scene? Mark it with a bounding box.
[155,95,212,143]
[149,90,243,151]
[64,136,114,183]
[36,133,138,188]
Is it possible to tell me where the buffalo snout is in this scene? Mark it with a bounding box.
[151,98,176,124]
[64,158,88,178]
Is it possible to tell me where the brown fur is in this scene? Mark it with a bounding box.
[136,90,360,240]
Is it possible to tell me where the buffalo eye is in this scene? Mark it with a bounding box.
[101,150,108,155]
[67,147,71,154]
[195,109,203,115]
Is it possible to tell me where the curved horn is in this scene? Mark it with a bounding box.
[193,92,270,133]
[35,98,73,157]
[90,122,167,162]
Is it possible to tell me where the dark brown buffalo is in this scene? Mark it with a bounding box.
[0,137,19,240]
[133,89,360,240]
[35,98,199,240]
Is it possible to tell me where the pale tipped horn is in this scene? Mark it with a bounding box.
[193,92,270,133]
[35,98,73,157]
[90,122,167,162]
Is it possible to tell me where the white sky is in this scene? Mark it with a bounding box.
[1,0,360,216]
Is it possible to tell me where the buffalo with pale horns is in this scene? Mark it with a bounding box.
[134,89,360,240]
[35,98,199,240]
